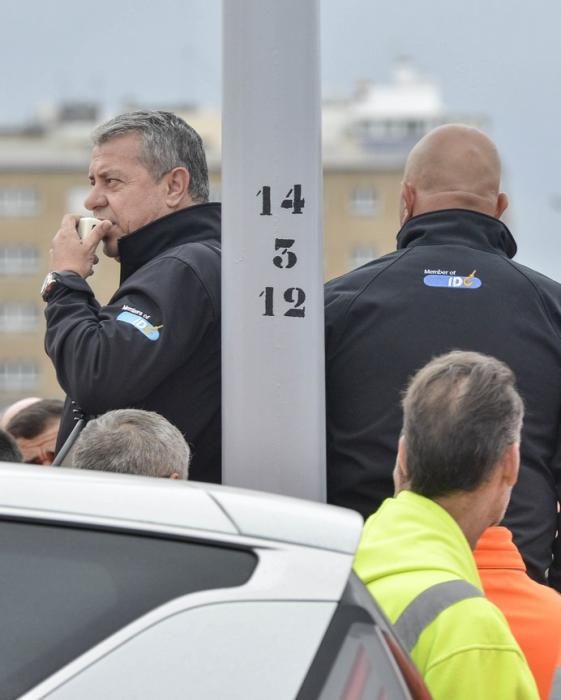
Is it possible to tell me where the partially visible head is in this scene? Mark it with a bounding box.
[395,351,523,523]
[400,124,508,224]
[85,110,209,258]
[0,397,41,430]
[6,399,63,465]
[0,429,22,463]
[72,409,190,479]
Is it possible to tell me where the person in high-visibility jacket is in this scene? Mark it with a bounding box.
[475,526,561,700]
[354,350,539,700]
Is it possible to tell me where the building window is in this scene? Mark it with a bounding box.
[66,186,91,215]
[350,188,380,217]
[352,119,428,145]
[0,246,40,276]
[349,245,378,271]
[0,303,40,333]
[0,361,39,391]
[0,187,41,217]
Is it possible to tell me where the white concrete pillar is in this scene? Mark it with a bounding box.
[222,0,325,500]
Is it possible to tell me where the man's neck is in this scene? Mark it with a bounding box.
[431,491,492,550]
[412,191,499,219]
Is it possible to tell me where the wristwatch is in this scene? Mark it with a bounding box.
[40,271,81,302]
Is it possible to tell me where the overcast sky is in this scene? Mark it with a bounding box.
[2,0,560,280]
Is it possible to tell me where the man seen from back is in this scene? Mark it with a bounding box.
[326,124,561,588]
[354,350,539,699]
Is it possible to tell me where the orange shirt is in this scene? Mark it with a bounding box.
[474,526,561,700]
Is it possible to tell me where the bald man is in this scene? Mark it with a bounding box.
[325,124,561,590]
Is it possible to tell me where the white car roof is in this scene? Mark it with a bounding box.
[0,463,363,554]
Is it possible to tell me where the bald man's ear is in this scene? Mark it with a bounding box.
[400,182,416,225]
[495,192,508,219]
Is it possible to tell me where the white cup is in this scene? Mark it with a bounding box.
[77,217,101,239]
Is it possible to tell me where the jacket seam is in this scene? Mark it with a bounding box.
[500,257,561,343]
[328,249,410,352]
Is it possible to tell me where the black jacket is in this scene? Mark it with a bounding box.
[46,203,221,483]
[325,209,561,587]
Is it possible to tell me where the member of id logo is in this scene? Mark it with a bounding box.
[116,311,162,341]
[424,270,482,290]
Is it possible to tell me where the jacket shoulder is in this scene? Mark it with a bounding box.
[120,240,221,314]
[507,258,561,294]
[156,239,220,283]
[324,249,406,343]
[326,250,404,309]
[504,259,561,337]
[163,239,221,267]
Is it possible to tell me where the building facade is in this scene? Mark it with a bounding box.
[0,63,483,408]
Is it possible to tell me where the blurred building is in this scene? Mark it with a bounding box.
[0,61,483,407]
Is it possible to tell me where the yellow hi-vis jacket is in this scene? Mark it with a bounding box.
[354,491,539,700]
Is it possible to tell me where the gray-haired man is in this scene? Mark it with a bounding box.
[354,351,538,699]
[43,111,221,483]
[72,409,190,479]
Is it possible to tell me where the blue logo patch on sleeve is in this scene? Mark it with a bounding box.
[116,311,162,341]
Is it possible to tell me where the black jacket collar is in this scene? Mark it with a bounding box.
[118,203,221,283]
[396,209,517,259]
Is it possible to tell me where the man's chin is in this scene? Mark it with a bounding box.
[102,241,120,260]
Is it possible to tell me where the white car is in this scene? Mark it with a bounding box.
[0,463,429,700]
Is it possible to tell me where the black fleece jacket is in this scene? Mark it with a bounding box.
[325,209,561,588]
[45,203,222,483]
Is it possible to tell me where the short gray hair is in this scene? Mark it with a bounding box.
[92,110,209,203]
[402,350,524,497]
[72,409,191,479]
